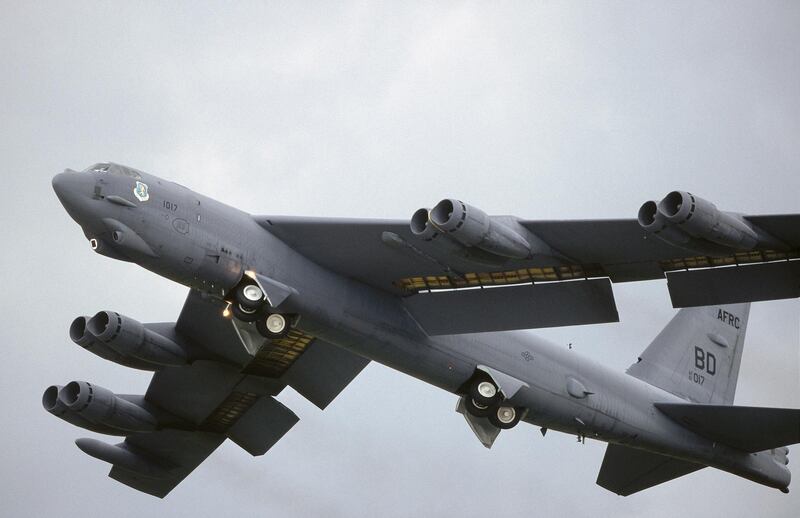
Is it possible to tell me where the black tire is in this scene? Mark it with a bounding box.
[463,397,492,418]
[256,313,291,339]
[488,406,521,430]
[235,283,264,312]
[469,377,503,407]
[231,301,263,323]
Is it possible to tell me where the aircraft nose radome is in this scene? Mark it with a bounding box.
[51,171,67,196]
[52,170,80,199]
[52,170,93,203]
[52,170,97,226]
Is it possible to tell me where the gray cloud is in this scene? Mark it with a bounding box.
[1,2,799,517]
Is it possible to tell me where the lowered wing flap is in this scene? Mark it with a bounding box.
[666,261,800,307]
[655,403,800,452]
[283,339,370,410]
[227,396,299,456]
[403,279,619,335]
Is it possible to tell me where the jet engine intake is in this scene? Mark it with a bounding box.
[410,208,439,241]
[428,199,531,259]
[87,311,188,366]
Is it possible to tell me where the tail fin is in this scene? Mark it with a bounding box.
[627,304,750,404]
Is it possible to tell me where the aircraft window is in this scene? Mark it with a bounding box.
[114,165,143,180]
[81,163,141,179]
[85,163,110,173]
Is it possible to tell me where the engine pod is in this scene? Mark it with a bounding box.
[87,311,188,366]
[59,381,157,432]
[429,199,531,259]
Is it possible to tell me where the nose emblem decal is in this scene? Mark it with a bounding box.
[133,181,150,202]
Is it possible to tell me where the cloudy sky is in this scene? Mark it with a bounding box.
[2,1,800,516]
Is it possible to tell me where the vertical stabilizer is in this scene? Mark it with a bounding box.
[627,304,750,404]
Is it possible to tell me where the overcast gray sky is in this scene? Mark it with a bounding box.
[2,1,800,516]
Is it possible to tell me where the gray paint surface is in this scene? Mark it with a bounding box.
[3,2,800,517]
[47,163,795,497]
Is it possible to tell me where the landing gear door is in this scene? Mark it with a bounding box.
[476,365,529,400]
[456,396,501,448]
[245,272,298,309]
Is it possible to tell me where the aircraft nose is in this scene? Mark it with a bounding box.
[52,170,97,224]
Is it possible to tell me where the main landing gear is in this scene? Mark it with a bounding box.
[463,375,522,430]
[230,281,293,339]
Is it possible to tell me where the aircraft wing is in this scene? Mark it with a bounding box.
[255,213,800,323]
[83,290,370,497]
[107,430,226,498]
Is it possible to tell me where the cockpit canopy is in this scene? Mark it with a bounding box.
[83,162,143,180]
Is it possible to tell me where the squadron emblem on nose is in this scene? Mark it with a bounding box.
[133,181,150,202]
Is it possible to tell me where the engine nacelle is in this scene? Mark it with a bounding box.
[428,199,531,259]
[638,192,786,254]
[42,385,126,436]
[637,200,732,256]
[87,311,188,366]
[55,381,157,432]
[658,191,763,249]
[69,316,163,371]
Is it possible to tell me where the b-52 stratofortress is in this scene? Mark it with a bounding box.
[46,163,800,497]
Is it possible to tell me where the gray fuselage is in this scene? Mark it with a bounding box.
[51,166,790,492]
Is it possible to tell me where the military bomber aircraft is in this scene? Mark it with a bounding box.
[46,162,800,497]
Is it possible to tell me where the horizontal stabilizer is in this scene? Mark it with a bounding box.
[597,444,704,496]
[667,261,800,307]
[655,403,800,452]
[403,279,619,335]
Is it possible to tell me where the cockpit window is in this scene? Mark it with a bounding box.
[85,163,110,173]
[82,162,142,179]
[115,165,143,180]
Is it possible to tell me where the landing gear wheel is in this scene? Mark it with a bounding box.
[256,313,291,339]
[231,302,264,323]
[463,397,492,418]
[469,377,503,407]
[488,406,521,429]
[235,283,264,311]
